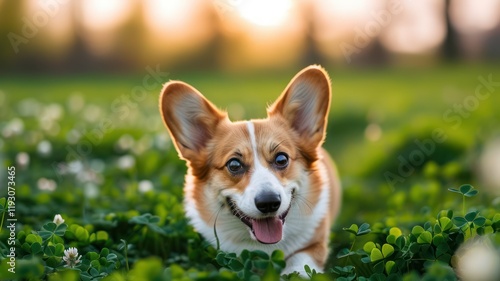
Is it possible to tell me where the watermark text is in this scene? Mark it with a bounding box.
[6,166,17,273]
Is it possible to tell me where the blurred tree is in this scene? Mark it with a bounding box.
[0,1,24,72]
[114,1,146,71]
[442,0,459,61]
[65,0,94,72]
[300,0,324,66]
[174,4,223,71]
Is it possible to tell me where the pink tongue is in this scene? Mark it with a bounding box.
[252,217,283,244]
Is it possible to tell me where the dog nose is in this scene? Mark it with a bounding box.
[255,192,281,214]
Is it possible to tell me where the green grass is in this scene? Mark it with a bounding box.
[0,62,499,280]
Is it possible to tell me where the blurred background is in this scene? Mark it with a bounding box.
[0,0,500,73]
[1,0,500,265]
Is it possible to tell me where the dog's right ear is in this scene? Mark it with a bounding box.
[268,65,331,161]
[159,81,227,161]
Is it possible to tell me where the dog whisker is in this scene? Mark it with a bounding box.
[212,203,226,250]
[294,194,314,214]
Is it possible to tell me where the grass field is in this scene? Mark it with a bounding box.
[1,63,499,280]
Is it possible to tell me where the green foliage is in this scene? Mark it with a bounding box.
[448,184,479,215]
[448,184,478,198]
[8,185,497,281]
[343,223,372,237]
[332,186,500,280]
[215,250,285,280]
[3,218,119,280]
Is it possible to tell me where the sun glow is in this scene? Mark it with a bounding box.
[450,0,500,33]
[143,0,195,33]
[79,0,134,55]
[81,0,133,31]
[380,0,446,54]
[236,0,292,27]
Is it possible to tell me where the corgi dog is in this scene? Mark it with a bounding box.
[159,65,341,275]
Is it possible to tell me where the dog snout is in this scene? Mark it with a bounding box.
[254,191,281,214]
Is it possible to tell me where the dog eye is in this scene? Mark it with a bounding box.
[274,153,289,169]
[226,158,244,173]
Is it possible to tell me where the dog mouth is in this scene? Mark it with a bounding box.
[226,198,290,244]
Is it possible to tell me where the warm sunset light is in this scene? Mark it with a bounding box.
[324,0,376,16]
[81,0,133,31]
[380,0,446,54]
[142,0,211,62]
[143,0,196,33]
[450,0,500,33]
[236,0,293,27]
[5,0,500,66]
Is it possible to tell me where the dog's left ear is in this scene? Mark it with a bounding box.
[268,65,331,157]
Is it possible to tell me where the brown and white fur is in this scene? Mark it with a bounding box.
[159,65,341,275]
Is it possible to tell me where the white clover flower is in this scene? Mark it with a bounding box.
[53,214,65,226]
[37,178,57,191]
[83,104,102,123]
[18,98,41,117]
[2,118,24,138]
[43,103,64,121]
[478,138,500,195]
[455,236,500,281]
[83,182,99,199]
[63,247,82,268]
[16,152,30,168]
[116,134,135,151]
[117,155,135,170]
[138,180,153,193]
[66,129,82,144]
[68,160,84,174]
[37,140,52,156]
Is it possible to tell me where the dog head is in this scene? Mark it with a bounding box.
[159,65,331,245]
